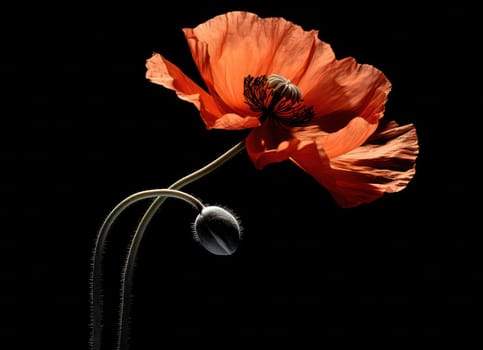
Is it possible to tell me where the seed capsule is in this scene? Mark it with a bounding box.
[267,74,302,103]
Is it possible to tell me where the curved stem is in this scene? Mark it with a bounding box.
[117,140,246,350]
[90,189,204,350]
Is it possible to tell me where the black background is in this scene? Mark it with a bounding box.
[2,1,479,348]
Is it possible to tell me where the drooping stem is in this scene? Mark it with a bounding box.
[89,140,246,350]
[89,189,205,350]
[117,140,246,350]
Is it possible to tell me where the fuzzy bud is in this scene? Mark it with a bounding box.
[193,206,242,255]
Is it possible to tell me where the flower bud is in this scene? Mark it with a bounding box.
[193,206,242,255]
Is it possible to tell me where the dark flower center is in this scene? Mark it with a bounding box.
[244,74,314,126]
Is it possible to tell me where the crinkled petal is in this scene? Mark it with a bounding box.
[289,142,386,208]
[146,53,260,130]
[332,121,419,193]
[304,57,391,131]
[183,11,336,115]
[290,116,379,160]
[246,115,379,172]
[289,121,419,208]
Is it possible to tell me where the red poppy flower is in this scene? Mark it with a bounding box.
[146,11,419,208]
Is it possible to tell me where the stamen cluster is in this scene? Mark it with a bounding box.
[244,74,314,126]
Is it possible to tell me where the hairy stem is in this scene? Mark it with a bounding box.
[117,140,246,350]
[89,140,246,350]
[90,189,204,350]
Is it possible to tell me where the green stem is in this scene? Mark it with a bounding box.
[117,139,246,350]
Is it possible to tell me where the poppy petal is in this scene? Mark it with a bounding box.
[290,121,418,207]
[212,113,261,130]
[317,116,379,159]
[146,53,260,130]
[332,121,419,194]
[146,53,220,127]
[288,116,378,160]
[304,57,391,130]
[245,121,300,169]
[183,11,336,114]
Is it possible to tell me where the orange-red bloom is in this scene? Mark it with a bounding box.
[146,11,419,208]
